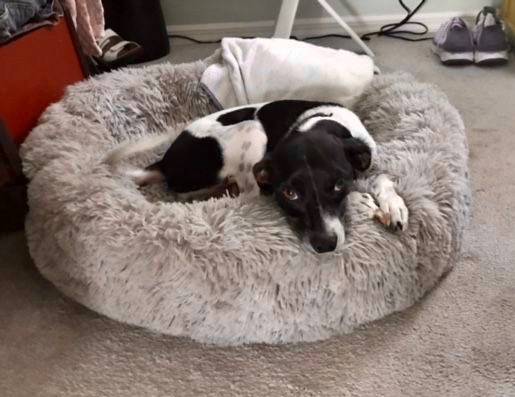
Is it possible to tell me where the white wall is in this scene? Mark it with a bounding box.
[161,0,501,26]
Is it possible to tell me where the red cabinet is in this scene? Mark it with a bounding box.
[0,13,88,145]
[0,11,88,230]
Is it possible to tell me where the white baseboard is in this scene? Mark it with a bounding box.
[167,11,477,42]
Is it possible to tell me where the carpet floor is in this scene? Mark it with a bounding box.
[1,37,514,397]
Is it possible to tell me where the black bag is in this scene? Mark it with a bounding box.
[102,0,170,63]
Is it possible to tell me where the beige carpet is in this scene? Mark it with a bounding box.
[1,37,514,396]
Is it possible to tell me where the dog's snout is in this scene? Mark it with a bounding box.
[310,233,338,253]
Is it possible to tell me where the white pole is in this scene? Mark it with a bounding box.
[316,0,375,57]
[273,0,299,38]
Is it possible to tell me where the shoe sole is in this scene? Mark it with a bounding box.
[432,44,474,65]
[475,50,509,66]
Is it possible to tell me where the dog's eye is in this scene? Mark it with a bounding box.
[282,188,299,200]
[334,179,346,192]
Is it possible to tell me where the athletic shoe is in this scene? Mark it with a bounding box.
[473,7,509,65]
[432,17,474,65]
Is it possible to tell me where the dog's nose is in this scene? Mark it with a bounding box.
[310,233,338,253]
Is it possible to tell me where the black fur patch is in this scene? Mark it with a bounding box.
[309,119,352,139]
[257,100,332,151]
[154,131,223,192]
[342,138,372,171]
[217,107,257,126]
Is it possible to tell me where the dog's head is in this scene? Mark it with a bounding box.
[253,120,371,253]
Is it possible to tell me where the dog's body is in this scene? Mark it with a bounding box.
[106,100,408,253]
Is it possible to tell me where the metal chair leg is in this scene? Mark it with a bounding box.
[273,0,299,38]
[273,0,376,58]
[316,0,375,57]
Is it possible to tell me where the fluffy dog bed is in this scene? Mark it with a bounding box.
[21,56,471,345]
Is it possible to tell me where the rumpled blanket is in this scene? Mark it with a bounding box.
[200,37,375,109]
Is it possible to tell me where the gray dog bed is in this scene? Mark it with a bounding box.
[21,56,471,345]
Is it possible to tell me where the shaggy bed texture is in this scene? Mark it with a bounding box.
[20,56,470,345]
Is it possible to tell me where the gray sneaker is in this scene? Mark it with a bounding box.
[432,17,474,65]
[473,7,509,65]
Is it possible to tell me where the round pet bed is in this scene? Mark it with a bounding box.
[21,55,471,345]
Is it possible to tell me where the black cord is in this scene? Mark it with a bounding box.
[168,0,432,44]
[168,33,364,44]
[168,34,272,44]
[168,34,222,44]
[361,0,432,42]
[300,33,352,41]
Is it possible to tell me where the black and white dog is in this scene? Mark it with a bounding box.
[106,100,408,253]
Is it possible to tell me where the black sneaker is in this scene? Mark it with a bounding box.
[473,7,509,65]
[432,17,474,65]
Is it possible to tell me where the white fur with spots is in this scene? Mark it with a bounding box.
[216,120,267,196]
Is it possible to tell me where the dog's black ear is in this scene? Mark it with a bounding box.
[253,158,274,192]
[344,138,372,172]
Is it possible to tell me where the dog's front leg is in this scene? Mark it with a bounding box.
[371,174,409,231]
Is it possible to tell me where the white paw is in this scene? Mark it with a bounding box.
[371,174,409,232]
[377,192,409,231]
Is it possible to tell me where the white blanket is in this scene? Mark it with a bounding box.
[200,37,375,109]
